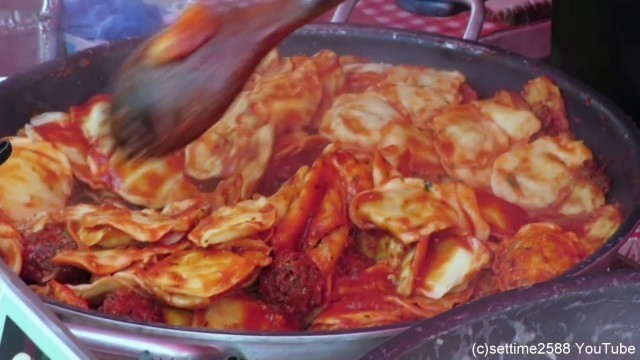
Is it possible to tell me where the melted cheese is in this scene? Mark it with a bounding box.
[44,281,90,309]
[0,213,23,274]
[386,65,465,103]
[70,95,117,187]
[251,48,282,80]
[476,100,541,143]
[68,274,138,301]
[582,205,623,254]
[267,165,311,220]
[387,284,474,319]
[341,61,390,92]
[310,263,414,331]
[188,196,277,247]
[431,104,511,188]
[269,149,363,259]
[491,135,593,211]
[0,137,73,223]
[396,245,419,296]
[416,235,490,299]
[377,124,445,179]
[557,179,605,216]
[474,189,529,239]
[371,81,451,127]
[28,96,200,209]
[141,249,256,298]
[194,293,292,331]
[307,226,350,276]
[493,222,583,291]
[269,156,326,252]
[252,56,323,131]
[186,57,319,189]
[72,95,113,143]
[439,182,490,242]
[320,92,409,148]
[213,238,272,267]
[309,50,347,129]
[185,90,255,180]
[53,243,187,276]
[349,178,458,244]
[63,199,208,247]
[26,112,98,187]
[521,76,570,134]
[108,151,200,209]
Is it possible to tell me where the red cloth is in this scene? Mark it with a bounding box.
[316,0,512,38]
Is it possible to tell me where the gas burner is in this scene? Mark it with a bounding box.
[395,0,468,17]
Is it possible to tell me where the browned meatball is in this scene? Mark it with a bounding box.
[99,289,163,323]
[258,251,325,315]
[21,223,89,285]
[493,223,583,291]
[521,76,570,137]
[577,160,611,194]
[335,249,374,277]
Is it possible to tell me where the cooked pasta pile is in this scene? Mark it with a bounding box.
[0,49,622,332]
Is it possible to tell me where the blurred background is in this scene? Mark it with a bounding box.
[0,0,637,121]
[0,0,553,78]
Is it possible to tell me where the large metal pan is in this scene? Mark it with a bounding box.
[360,269,640,360]
[0,1,639,359]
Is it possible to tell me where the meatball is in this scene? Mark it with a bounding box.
[335,249,374,277]
[21,223,89,285]
[258,251,325,315]
[470,270,501,301]
[577,160,611,194]
[98,289,163,323]
[493,223,583,291]
[521,76,570,137]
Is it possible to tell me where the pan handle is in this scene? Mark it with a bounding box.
[329,0,486,42]
[66,322,244,360]
[456,0,486,41]
[330,0,359,23]
[616,218,640,268]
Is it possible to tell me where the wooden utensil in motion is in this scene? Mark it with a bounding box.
[110,0,348,158]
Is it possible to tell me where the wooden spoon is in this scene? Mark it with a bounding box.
[110,0,347,158]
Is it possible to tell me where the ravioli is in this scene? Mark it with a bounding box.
[0,48,622,334]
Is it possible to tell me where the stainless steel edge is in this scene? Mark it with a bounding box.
[67,323,240,360]
[457,0,486,41]
[0,261,95,360]
[330,0,359,24]
[53,303,403,360]
[331,0,485,41]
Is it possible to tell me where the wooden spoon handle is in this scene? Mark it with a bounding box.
[110,0,347,157]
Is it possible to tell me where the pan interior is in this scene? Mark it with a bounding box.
[0,25,638,338]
